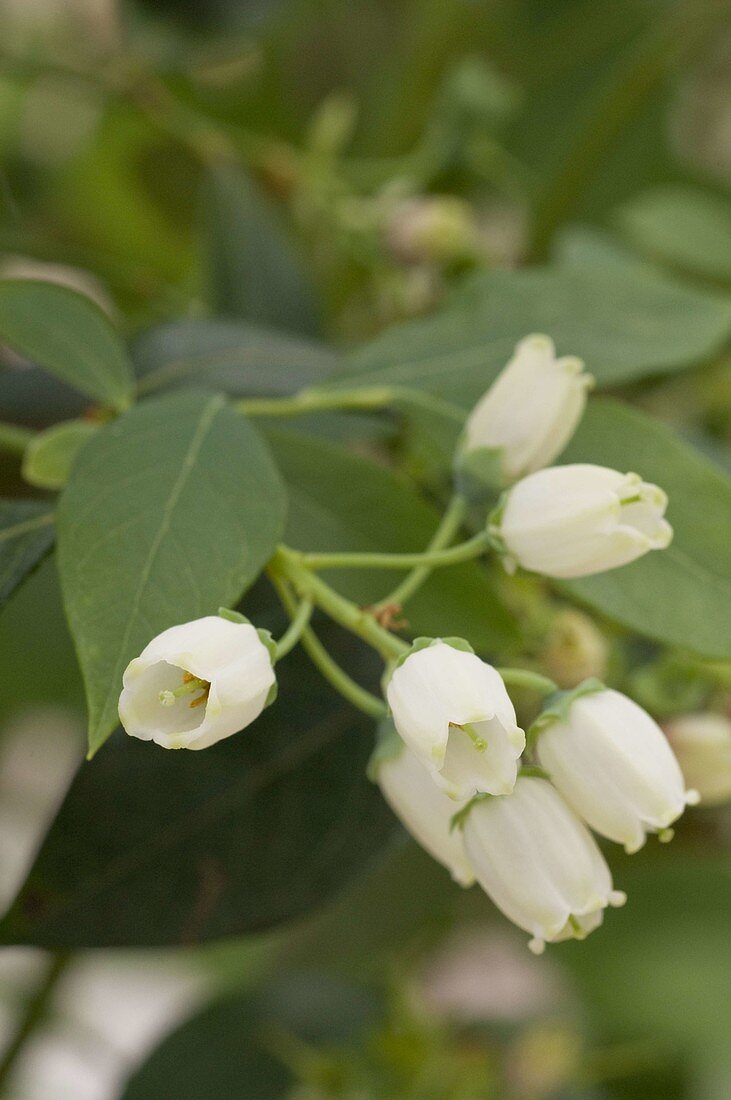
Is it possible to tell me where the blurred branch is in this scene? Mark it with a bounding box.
[528,0,731,260]
[0,953,70,1095]
[0,421,35,457]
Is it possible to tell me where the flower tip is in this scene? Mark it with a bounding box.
[658,827,675,844]
[655,519,673,548]
[685,788,701,806]
[609,890,627,908]
[528,936,546,955]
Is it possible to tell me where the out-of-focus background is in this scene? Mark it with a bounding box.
[0,0,730,1097]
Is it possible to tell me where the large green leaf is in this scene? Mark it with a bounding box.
[560,399,731,658]
[57,391,287,755]
[0,500,55,610]
[0,280,134,411]
[205,165,322,337]
[330,243,731,406]
[133,319,339,397]
[0,621,394,948]
[269,430,519,654]
[616,185,731,284]
[122,973,379,1100]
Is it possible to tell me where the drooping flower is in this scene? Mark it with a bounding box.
[461,775,626,954]
[463,334,593,482]
[534,685,699,852]
[386,639,525,800]
[664,713,731,807]
[492,464,672,579]
[375,737,475,886]
[119,615,275,750]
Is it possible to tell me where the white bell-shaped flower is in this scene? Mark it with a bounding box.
[376,742,475,886]
[493,463,672,578]
[664,713,731,807]
[461,775,626,954]
[386,640,525,800]
[535,687,699,852]
[119,615,276,750]
[464,334,593,482]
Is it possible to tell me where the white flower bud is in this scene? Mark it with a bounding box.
[119,615,275,750]
[664,713,731,806]
[535,687,699,852]
[493,464,672,579]
[376,743,475,886]
[386,640,525,800]
[464,335,593,482]
[462,776,626,954]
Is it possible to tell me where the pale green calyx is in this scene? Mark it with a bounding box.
[527,677,606,748]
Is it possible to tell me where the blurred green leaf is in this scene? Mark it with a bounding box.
[269,430,519,654]
[122,972,379,1100]
[332,243,731,405]
[133,319,339,397]
[616,185,731,284]
[0,500,54,610]
[0,623,394,948]
[57,391,287,755]
[560,399,731,658]
[0,281,134,411]
[22,420,99,491]
[205,164,322,337]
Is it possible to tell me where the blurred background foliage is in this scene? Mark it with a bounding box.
[0,0,730,1097]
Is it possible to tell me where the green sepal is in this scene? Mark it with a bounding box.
[527,677,607,748]
[256,627,278,665]
[264,680,279,709]
[450,791,492,832]
[518,764,550,781]
[389,635,475,674]
[366,717,404,783]
[218,607,250,624]
[453,442,505,503]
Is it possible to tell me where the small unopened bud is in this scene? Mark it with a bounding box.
[663,713,731,806]
[386,196,478,267]
[542,609,609,688]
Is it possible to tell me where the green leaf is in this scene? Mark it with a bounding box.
[559,399,731,658]
[616,185,731,285]
[331,243,731,405]
[205,165,322,337]
[268,430,519,654]
[122,974,379,1100]
[133,319,339,397]
[0,500,55,610]
[0,622,394,947]
[22,420,99,491]
[0,281,134,411]
[56,391,287,755]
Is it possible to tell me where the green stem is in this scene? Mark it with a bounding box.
[0,953,70,1093]
[0,421,35,457]
[497,667,558,696]
[272,547,409,662]
[375,493,467,610]
[274,597,314,660]
[269,573,387,718]
[236,387,395,418]
[301,529,489,572]
[236,385,466,425]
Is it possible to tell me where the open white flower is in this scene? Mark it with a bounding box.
[535,687,699,852]
[493,464,672,578]
[664,713,731,807]
[386,640,525,800]
[376,742,475,886]
[119,615,275,750]
[464,334,593,482]
[461,775,626,954]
